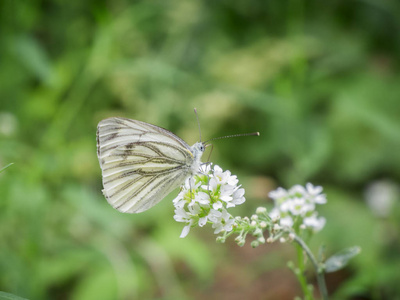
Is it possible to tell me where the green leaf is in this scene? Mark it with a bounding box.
[325,246,361,273]
[0,291,29,300]
[0,163,14,173]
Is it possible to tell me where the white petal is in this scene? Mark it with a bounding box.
[180,225,191,238]
[214,165,223,173]
[269,208,280,219]
[314,195,327,204]
[268,187,288,200]
[220,195,233,202]
[280,216,294,227]
[232,197,245,205]
[233,188,245,198]
[227,176,239,186]
[213,202,223,210]
[289,185,306,196]
[199,217,207,227]
[306,183,323,195]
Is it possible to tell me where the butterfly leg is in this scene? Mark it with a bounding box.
[200,162,213,201]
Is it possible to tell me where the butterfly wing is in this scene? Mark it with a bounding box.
[97,117,194,213]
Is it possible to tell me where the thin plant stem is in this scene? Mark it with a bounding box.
[294,243,314,300]
[292,234,329,300]
[288,244,314,300]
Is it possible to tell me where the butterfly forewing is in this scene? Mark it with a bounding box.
[97,117,195,213]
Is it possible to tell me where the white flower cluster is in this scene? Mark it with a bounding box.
[269,183,327,232]
[173,164,245,238]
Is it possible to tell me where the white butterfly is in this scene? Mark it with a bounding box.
[97,117,206,213]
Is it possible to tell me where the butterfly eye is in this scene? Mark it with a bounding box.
[200,144,205,152]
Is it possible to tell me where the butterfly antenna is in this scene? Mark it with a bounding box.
[204,132,260,144]
[194,108,202,142]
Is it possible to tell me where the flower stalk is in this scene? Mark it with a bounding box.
[173,164,358,300]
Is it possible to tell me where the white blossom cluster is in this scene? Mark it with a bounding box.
[269,183,327,232]
[173,164,245,238]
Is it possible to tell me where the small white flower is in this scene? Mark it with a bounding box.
[365,180,398,217]
[196,192,211,205]
[268,187,288,200]
[279,199,292,212]
[289,198,315,216]
[199,163,212,174]
[268,183,327,232]
[269,208,280,220]
[188,202,201,214]
[173,164,245,238]
[213,201,223,210]
[306,182,322,196]
[174,207,191,223]
[305,183,327,204]
[210,209,223,225]
[289,185,306,198]
[212,209,235,234]
[303,214,326,232]
[231,188,245,206]
[280,216,294,228]
[227,175,239,186]
[174,208,196,238]
[202,177,218,192]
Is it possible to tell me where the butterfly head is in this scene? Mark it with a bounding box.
[190,142,206,174]
[191,142,206,159]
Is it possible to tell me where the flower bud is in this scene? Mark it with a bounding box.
[251,240,259,248]
[253,228,263,236]
[260,221,267,228]
[237,239,246,247]
[273,224,281,231]
[256,207,267,214]
[216,236,225,243]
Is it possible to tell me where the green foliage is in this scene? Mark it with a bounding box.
[325,247,361,273]
[1,0,400,299]
[0,291,28,300]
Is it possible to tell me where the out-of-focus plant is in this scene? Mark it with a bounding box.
[174,164,361,300]
[0,163,13,174]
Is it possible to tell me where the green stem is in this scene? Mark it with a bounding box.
[294,243,314,300]
[292,234,329,300]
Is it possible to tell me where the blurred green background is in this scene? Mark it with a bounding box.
[1,0,400,299]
